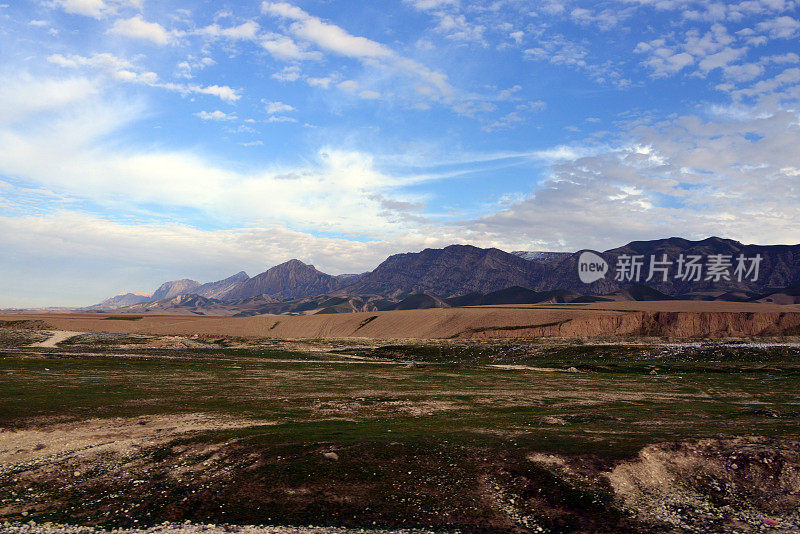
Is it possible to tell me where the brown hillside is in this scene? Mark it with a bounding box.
[4,300,800,340]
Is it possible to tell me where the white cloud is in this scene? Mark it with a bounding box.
[191,84,240,102]
[265,115,297,123]
[263,100,295,114]
[152,81,240,102]
[404,0,458,9]
[50,0,141,19]
[496,85,522,101]
[467,107,800,249]
[176,56,215,79]
[0,74,98,124]
[733,66,800,97]
[261,33,322,61]
[756,15,800,38]
[262,2,453,98]
[0,75,441,242]
[48,53,239,102]
[109,16,179,45]
[54,0,108,18]
[337,80,359,92]
[263,2,392,58]
[698,46,747,73]
[723,62,764,82]
[48,52,158,83]
[272,65,302,82]
[635,24,748,79]
[403,0,486,43]
[306,76,336,89]
[195,110,236,121]
[763,52,800,64]
[432,12,486,43]
[517,100,546,112]
[483,111,525,132]
[197,20,260,40]
[525,33,629,87]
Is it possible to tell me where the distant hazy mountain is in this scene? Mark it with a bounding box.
[151,279,201,300]
[90,272,245,309]
[88,293,152,310]
[194,271,250,299]
[335,272,367,284]
[511,251,572,262]
[222,259,342,300]
[123,294,221,314]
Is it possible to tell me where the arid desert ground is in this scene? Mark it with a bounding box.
[2,302,800,533]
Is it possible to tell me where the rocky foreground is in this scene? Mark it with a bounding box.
[3,523,452,534]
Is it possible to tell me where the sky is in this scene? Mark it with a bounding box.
[1,0,799,306]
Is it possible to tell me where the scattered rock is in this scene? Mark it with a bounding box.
[541,416,567,426]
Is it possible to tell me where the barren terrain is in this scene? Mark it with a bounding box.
[3,300,800,342]
[2,309,800,532]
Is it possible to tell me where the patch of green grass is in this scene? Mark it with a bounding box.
[102,316,143,321]
[5,341,800,531]
[2,343,800,456]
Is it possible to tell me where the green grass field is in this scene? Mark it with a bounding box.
[2,339,800,532]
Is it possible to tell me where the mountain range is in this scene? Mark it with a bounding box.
[89,237,800,315]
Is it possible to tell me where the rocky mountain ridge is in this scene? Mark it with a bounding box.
[90,237,800,314]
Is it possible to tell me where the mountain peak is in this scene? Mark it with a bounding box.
[344,244,544,298]
[193,271,251,300]
[151,279,201,300]
[222,258,339,300]
[277,258,311,268]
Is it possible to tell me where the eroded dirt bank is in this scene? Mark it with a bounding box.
[463,311,800,339]
[4,307,800,340]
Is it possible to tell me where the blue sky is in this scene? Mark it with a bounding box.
[1,0,800,306]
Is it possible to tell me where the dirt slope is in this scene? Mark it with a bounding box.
[3,301,800,340]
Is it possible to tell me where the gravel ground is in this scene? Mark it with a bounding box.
[2,522,458,534]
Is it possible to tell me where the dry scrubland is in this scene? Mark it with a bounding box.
[2,304,800,533]
[3,300,800,341]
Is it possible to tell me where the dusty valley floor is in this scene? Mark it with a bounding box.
[1,310,800,533]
